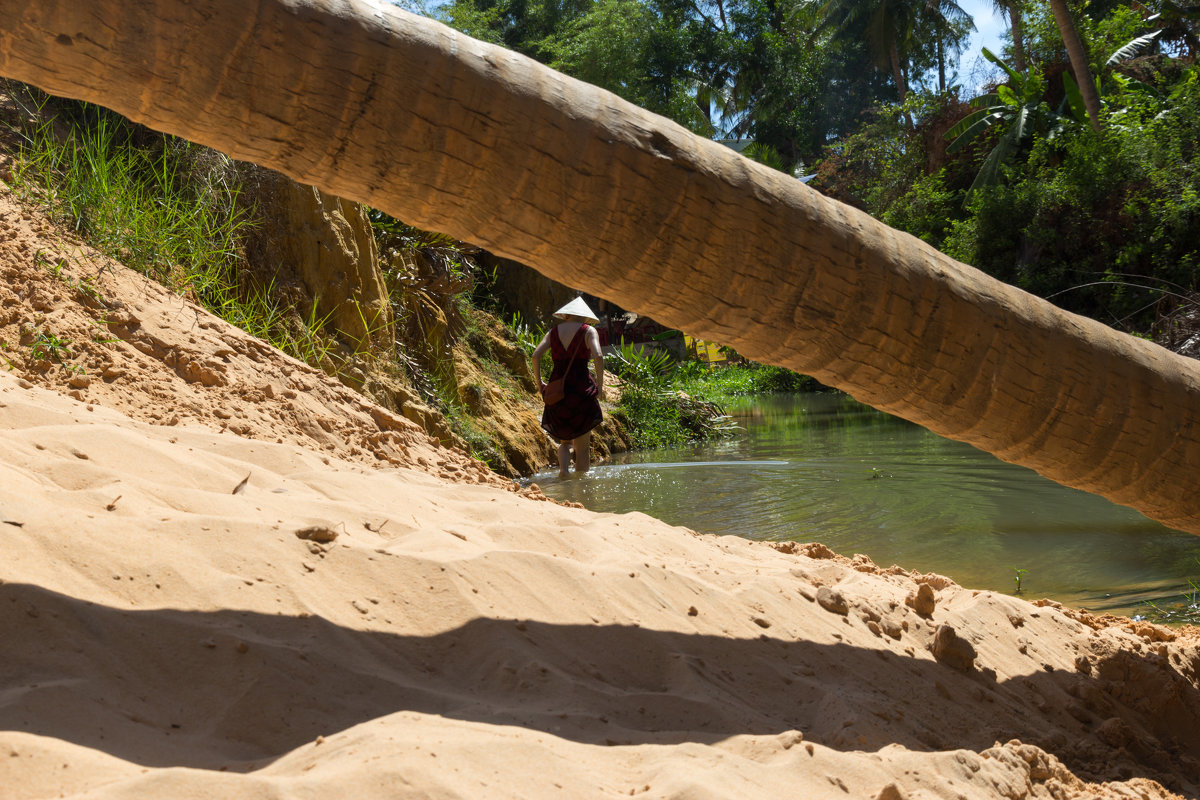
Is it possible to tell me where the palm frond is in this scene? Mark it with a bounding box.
[945,109,1003,150]
[981,46,1022,86]
[1107,30,1163,65]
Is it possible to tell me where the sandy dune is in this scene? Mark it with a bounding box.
[2,190,1200,799]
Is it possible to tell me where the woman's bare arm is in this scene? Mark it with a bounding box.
[587,326,605,401]
[531,332,552,389]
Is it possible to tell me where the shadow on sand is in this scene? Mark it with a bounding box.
[2,582,1197,792]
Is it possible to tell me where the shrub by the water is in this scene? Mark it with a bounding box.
[610,356,821,448]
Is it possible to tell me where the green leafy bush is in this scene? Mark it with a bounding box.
[605,341,673,386]
[611,357,820,448]
[674,362,821,403]
[615,384,691,448]
[881,171,960,247]
[942,91,1200,330]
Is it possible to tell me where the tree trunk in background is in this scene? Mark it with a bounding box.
[246,169,393,351]
[480,255,580,327]
[890,37,908,104]
[1009,3,1027,72]
[1049,0,1101,130]
[937,32,946,93]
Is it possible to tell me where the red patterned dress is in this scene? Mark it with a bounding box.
[541,324,603,442]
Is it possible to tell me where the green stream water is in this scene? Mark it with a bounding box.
[534,392,1200,617]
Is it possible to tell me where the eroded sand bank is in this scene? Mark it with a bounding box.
[1,190,1198,799]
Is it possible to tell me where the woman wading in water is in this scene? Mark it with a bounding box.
[531,298,606,477]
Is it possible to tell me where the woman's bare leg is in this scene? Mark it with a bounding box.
[572,433,592,473]
[557,442,571,478]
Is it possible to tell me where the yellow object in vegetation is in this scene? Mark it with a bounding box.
[684,334,727,363]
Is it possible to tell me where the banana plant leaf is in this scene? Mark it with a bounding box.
[1107,30,1163,65]
[945,109,1004,152]
[1061,71,1088,123]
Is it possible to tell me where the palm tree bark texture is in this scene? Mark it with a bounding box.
[994,0,1027,73]
[1048,0,1102,130]
[0,0,1198,533]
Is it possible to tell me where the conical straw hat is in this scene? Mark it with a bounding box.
[553,297,599,322]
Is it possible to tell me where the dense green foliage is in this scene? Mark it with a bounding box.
[671,360,824,402]
[604,347,821,447]
[436,0,969,170]
[813,3,1200,333]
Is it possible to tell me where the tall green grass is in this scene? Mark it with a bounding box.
[672,362,823,405]
[3,89,341,369]
[8,97,247,290]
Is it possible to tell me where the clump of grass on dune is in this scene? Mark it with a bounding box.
[6,93,246,291]
[1138,563,1200,626]
[1,85,340,370]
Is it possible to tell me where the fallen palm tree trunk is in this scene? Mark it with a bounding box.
[0,0,1198,532]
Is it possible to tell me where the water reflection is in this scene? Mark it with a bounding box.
[535,393,1200,616]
